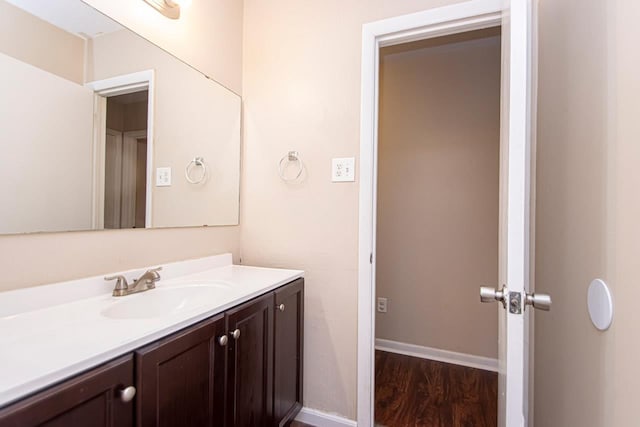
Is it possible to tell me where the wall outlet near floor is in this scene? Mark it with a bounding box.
[377,297,388,313]
[156,167,172,186]
[332,157,356,182]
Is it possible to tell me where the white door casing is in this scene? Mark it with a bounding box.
[87,70,155,229]
[357,0,535,425]
[499,0,535,426]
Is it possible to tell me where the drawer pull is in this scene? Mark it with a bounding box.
[231,329,241,340]
[277,303,285,312]
[119,386,136,403]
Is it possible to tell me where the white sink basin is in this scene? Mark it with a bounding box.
[101,283,232,319]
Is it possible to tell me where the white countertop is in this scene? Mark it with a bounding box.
[0,254,303,407]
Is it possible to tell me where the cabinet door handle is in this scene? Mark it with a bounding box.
[119,386,136,403]
[231,328,241,340]
[277,303,285,312]
[218,335,228,346]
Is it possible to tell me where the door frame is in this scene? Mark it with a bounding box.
[357,1,504,425]
[86,70,155,229]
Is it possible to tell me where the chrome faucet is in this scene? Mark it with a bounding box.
[105,266,162,297]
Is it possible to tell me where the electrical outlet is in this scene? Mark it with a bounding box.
[377,297,388,313]
[156,167,171,186]
[332,157,356,182]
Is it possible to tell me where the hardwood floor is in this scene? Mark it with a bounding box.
[375,350,497,427]
[290,421,314,427]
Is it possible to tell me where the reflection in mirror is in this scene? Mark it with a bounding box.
[0,0,240,234]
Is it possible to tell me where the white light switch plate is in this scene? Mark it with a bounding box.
[156,167,172,186]
[332,157,355,182]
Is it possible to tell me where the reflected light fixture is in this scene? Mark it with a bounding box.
[142,0,189,19]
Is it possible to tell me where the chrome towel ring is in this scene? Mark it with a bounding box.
[278,151,304,182]
[185,157,207,184]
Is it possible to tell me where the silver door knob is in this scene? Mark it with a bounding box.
[480,286,507,308]
[218,335,228,346]
[525,292,552,311]
[119,386,136,403]
[231,328,241,340]
[277,303,285,312]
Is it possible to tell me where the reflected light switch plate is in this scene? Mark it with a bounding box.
[332,157,355,182]
[156,167,171,186]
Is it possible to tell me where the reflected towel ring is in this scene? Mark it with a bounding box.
[185,157,207,184]
[278,151,304,182]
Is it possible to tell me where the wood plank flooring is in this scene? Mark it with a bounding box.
[375,350,497,427]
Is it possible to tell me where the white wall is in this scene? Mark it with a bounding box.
[375,32,500,359]
[88,29,241,227]
[0,52,94,234]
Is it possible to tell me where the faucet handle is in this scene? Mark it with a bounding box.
[105,275,129,291]
[147,266,162,280]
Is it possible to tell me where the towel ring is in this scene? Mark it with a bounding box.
[278,151,304,182]
[185,157,207,184]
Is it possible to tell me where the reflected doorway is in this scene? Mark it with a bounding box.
[103,90,149,229]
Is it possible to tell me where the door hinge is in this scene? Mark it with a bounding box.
[369,253,373,264]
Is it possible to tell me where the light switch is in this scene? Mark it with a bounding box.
[332,157,356,182]
[156,167,171,186]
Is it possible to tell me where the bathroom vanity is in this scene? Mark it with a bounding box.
[0,255,304,426]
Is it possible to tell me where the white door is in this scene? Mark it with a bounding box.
[358,1,550,425]
[480,1,550,426]
[104,128,123,229]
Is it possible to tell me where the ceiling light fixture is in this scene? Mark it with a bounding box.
[142,0,183,19]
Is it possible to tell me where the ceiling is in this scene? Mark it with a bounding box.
[5,0,123,39]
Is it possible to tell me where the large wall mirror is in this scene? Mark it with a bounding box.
[0,0,240,234]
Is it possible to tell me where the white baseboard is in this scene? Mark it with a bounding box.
[375,338,498,372]
[295,407,357,427]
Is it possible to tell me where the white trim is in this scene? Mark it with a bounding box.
[85,70,153,96]
[375,339,498,373]
[295,408,357,427]
[357,1,502,425]
[91,95,107,229]
[86,70,155,228]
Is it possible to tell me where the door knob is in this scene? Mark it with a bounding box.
[231,329,241,340]
[525,292,552,311]
[480,286,507,308]
[218,335,228,346]
[119,386,136,403]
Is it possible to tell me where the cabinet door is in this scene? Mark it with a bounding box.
[226,293,274,427]
[0,355,134,427]
[273,278,304,426]
[136,314,226,427]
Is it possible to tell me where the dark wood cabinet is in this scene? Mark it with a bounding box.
[226,292,274,427]
[0,355,134,427]
[273,278,304,427]
[0,278,304,427]
[135,314,226,427]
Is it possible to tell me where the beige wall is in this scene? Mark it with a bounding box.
[241,0,465,419]
[534,0,611,425]
[0,52,94,235]
[82,0,243,94]
[535,0,640,425]
[375,32,500,359]
[0,1,243,292]
[0,0,84,83]
[89,29,241,227]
